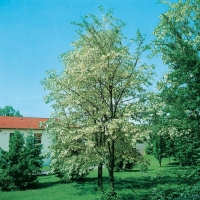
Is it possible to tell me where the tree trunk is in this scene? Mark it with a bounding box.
[98,163,103,190]
[159,160,162,167]
[108,141,115,191]
[95,127,104,190]
[159,155,162,167]
[108,167,114,191]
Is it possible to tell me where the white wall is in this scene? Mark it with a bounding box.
[0,129,50,165]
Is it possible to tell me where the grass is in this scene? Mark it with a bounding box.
[41,165,50,172]
[0,155,198,200]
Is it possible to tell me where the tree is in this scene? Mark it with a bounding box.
[153,134,167,167]
[165,133,175,164]
[144,93,164,163]
[0,106,23,117]
[0,130,43,191]
[153,0,200,166]
[0,130,24,190]
[144,92,176,166]
[42,7,154,192]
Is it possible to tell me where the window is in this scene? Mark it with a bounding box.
[34,133,42,145]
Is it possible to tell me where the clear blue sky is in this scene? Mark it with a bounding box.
[0,0,169,118]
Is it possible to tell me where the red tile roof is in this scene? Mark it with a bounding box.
[0,116,48,130]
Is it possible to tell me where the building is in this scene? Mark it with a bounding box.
[0,116,50,165]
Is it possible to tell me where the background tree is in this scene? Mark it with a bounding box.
[153,134,167,167]
[153,0,200,166]
[0,130,43,191]
[0,106,22,117]
[144,92,176,166]
[165,133,175,164]
[144,93,165,166]
[42,7,154,192]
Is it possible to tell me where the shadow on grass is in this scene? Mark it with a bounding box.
[37,175,61,189]
[35,165,199,200]
[73,170,196,200]
[165,161,180,167]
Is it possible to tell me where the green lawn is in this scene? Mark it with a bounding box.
[0,155,197,200]
[41,165,50,172]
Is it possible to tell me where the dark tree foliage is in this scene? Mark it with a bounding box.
[153,0,200,166]
[0,130,43,191]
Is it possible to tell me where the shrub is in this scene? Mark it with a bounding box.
[0,130,43,191]
[99,190,122,200]
[114,157,135,172]
[51,155,93,182]
[149,167,200,200]
[150,183,200,200]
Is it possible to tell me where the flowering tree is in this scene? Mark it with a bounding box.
[42,7,154,191]
[153,0,200,166]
